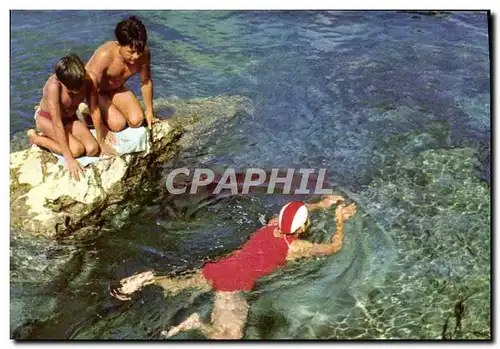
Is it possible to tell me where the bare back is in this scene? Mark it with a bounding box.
[86,41,147,92]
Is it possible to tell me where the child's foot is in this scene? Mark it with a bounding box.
[27,129,37,145]
[162,313,202,337]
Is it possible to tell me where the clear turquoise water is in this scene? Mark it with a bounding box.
[10,10,490,183]
[10,10,491,340]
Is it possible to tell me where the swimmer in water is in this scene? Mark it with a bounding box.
[110,194,357,339]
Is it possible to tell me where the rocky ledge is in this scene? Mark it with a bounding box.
[10,95,253,241]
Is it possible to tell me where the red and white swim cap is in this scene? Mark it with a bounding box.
[279,201,308,234]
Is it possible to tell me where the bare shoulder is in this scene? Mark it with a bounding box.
[97,43,115,59]
[98,41,117,54]
[43,75,61,98]
[87,41,115,66]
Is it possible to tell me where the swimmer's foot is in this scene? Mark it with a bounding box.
[162,312,202,337]
[110,271,156,301]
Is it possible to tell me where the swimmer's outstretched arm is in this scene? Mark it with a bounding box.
[286,202,357,260]
[304,194,345,210]
[267,195,345,225]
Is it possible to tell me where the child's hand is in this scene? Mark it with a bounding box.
[66,157,84,181]
[146,112,160,129]
[102,124,117,145]
[99,142,117,156]
[105,131,117,145]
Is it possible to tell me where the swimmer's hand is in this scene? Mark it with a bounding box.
[340,202,357,221]
[305,195,344,210]
[320,195,344,208]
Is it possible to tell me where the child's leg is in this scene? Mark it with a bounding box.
[98,91,128,132]
[65,119,99,157]
[29,116,85,157]
[108,85,145,128]
[27,129,59,150]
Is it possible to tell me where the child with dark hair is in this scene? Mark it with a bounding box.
[28,54,116,181]
[86,16,159,132]
[115,15,148,53]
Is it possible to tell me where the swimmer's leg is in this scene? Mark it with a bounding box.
[110,270,156,300]
[154,270,211,297]
[163,291,248,339]
[110,270,210,301]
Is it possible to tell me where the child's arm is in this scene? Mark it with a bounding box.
[85,46,112,87]
[46,82,83,180]
[86,73,116,156]
[139,48,158,129]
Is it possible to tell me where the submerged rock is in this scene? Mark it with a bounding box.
[10,95,253,241]
[341,144,490,339]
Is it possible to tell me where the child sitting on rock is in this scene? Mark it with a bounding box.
[27,54,116,181]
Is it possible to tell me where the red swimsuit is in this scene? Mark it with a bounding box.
[38,109,53,120]
[202,224,298,292]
